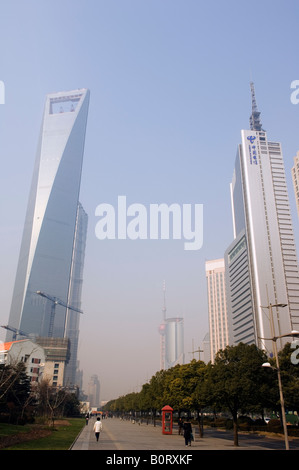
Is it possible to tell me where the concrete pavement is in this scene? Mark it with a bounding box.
[70,416,293,451]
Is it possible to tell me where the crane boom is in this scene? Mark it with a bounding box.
[36,291,83,313]
[1,325,30,340]
[36,290,83,337]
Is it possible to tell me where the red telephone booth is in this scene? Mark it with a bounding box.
[162,405,173,434]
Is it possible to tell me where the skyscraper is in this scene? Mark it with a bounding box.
[88,374,100,408]
[226,83,299,352]
[6,89,90,383]
[205,259,229,362]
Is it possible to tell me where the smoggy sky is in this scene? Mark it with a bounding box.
[0,0,299,402]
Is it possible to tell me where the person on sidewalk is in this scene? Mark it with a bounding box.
[93,417,103,442]
[178,417,184,435]
[183,418,193,446]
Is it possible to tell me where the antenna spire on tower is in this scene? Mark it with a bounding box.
[162,280,166,321]
[249,82,264,131]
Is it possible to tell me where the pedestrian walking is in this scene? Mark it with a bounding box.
[93,417,103,442]
[178,417,184,435]
[183,418,193,446]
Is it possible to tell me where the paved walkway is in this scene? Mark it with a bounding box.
[70,416,295,451]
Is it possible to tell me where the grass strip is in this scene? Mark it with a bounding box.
[1,418,85,450]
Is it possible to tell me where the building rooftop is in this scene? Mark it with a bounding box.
[0,340,28,352]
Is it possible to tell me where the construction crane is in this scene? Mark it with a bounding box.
[1,325,30,341]
[36,290,83,338]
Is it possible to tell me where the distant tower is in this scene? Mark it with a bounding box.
[159,281,167,369]
[88,374,100,408]
[159,282,184,370]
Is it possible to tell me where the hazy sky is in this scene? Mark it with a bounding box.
[0,0,299,402]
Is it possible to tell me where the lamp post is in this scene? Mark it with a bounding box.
[260,302,299,451]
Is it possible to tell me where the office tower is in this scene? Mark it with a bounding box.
[6,89,90,379]
[227,83,299,352]
[88,374,100,408]
[159,283,184,369]
[291,150,299,218]
[205,259,229,362]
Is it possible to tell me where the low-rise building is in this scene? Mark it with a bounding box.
[0,339,45,383]
[35,337,70,388]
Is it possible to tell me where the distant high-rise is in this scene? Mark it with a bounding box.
[88,374,100,408]
[159,283,184,369]
[6,89,90,384]
[291,150,299,218]
[205,259,229,362]
[227,83,299,351]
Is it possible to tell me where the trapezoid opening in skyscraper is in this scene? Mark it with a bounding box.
[6,89,90,385]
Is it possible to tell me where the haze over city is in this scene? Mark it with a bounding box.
[0,0,299,402]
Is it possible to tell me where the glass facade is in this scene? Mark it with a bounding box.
[225,231,256,346]
[7,89,90,385]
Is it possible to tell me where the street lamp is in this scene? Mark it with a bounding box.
[260,302,299,451]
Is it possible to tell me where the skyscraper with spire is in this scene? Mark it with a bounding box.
[225,83,299,352]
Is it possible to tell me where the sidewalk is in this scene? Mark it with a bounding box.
[70,416,282,451]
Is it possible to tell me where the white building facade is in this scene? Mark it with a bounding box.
[205,259,229,362]
[0,340,45,384]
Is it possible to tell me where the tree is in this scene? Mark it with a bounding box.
[206,343,270,446]
[190,360,209,437]
[147,369,167,425]
[0,362,32,423]
[276,343,299,416]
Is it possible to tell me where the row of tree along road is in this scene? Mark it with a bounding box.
[103,342,299,446]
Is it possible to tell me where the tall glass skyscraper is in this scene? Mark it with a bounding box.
[226,83,299,352]
[7,89,90,383]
